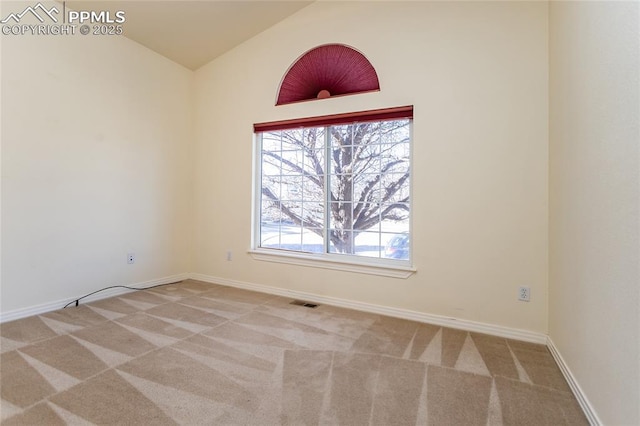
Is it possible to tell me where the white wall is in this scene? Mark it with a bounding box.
[549,2,640,424]
[193,1,549,333]
[1,3,194,315]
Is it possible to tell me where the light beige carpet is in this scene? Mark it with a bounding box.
[1,280,587,425]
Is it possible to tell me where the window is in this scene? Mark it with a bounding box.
[253,106,412,269]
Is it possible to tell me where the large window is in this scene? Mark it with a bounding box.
[253,107,412,266]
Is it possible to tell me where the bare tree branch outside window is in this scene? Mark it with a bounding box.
[259,119,410,260]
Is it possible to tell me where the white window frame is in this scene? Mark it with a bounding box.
[250,109,416,279]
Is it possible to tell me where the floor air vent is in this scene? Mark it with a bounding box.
[290,300,319,308]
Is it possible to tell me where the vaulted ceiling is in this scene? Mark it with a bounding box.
[65,1,313,70]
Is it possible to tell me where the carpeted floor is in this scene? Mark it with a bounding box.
[1,279,587,425]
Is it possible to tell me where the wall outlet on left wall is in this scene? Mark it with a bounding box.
[127,253,135,264]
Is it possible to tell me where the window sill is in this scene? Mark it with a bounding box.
[248,249,416,279]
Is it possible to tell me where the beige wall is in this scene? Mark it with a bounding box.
[1,5,194,313]
[193,1,549,333]
[549,2,640,424]
[3,1,638,422]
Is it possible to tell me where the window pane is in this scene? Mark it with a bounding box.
[382,233,410,260]
[330,126,354,175]
[303,149,325,177]
[354,173,382,203]
[260,194,280,224]
[260,221,281,248]
[302,202,324,228]
[355,140,380,163]
[281,129,304,150]
[281,176,303,201]
[302,175,324,205]
[354,203,381,232]
[380,211,409,233]
[280,201,301,222]
[262,152,281,176]
[330,174,353,201]
[379,152,409,175]
[328,229,355,254]
[262,132,281,152]
[260,208,288,249]
[261,175,281,202]
[380,173,410,203]
[355,231,382,258]
[302,228,324,253]
[281,150,304,175]
[278,224,303,252]
[380,120,410,144]
[329,202,354,230]
[302,127,325,150]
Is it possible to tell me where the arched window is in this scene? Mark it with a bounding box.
[276,44,380,106]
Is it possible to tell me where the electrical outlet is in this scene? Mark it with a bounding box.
[518,286,530,302]
[226,250,232,261]
[127,253,135,264]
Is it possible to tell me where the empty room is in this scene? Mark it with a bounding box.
[1,0,638,425]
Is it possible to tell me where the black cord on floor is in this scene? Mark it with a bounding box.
[62,281,182,309]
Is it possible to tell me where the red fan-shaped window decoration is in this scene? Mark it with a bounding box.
[276,44,380,106]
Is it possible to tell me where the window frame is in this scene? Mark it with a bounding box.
[250,106,416,279]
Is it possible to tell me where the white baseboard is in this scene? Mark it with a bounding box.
[189,273,547,344]
[547,337,601,426]
[0,273,190,323]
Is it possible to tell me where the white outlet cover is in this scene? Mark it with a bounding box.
[518,286,530,301]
